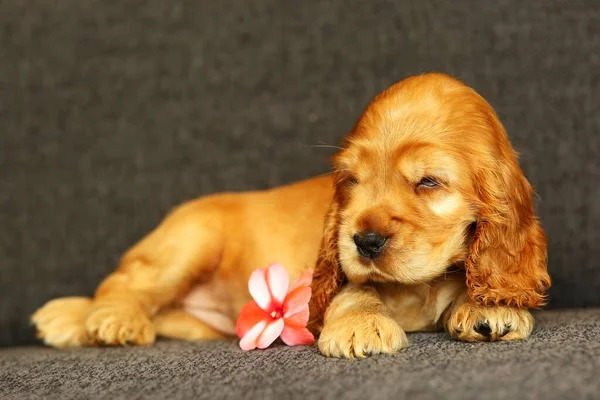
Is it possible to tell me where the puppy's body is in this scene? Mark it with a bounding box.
[32,174,465,348]
[32,176,332,347]
[169,175,334,336]
[32,73,549,356]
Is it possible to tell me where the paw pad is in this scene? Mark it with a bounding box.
[474,321,492,337]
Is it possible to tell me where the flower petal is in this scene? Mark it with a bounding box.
[288,268,313,293]
[283,286,312,318]
[256,318,285,349]
[280,325,315,346]
[266,263,289,306]
[284,306,309,327]
[236,301,270,339]
[239,320,268,351]
[248,268,273,312]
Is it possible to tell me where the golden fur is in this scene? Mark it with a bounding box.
[32,73,550,358]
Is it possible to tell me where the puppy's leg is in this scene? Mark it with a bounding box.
[318,284,409,359]
[32,200,224,348]
[86,201,224,346]
[444,292,534,342]
[153,309,226,341]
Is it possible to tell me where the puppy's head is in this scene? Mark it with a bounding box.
[310,73,550,328]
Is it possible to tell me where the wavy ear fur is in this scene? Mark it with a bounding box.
[466,120,551,308]
[309,191,346,333]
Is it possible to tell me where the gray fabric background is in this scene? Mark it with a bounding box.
[1,0,599,347]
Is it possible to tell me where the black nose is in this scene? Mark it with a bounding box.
[353,231,388,259]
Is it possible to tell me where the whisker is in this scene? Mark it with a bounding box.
[300,143,344,150]
[420,281,433,289]
[312,171,336,179]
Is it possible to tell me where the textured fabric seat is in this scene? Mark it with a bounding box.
[1,0,599,399]
[2,310,599,399]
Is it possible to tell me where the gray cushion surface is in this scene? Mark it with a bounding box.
[1,309,599,400]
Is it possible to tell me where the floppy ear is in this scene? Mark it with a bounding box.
[466,143,551,309]
[309,192,347,333]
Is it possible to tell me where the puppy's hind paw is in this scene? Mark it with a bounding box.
[31,297,94,348]
[86,301,155,346]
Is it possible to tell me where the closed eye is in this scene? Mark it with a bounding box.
[416,177,440,189]
[341,174,358,186]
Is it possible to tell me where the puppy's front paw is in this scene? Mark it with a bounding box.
[86,301,155,346]
[447,303,534,342]
[318,313,408,359]
[31,297,94,348]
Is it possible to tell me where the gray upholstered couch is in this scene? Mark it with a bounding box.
[1,1,599,399]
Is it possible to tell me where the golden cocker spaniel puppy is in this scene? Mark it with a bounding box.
[32,73,550,358]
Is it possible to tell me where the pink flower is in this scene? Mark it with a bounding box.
[236,264,315,350]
